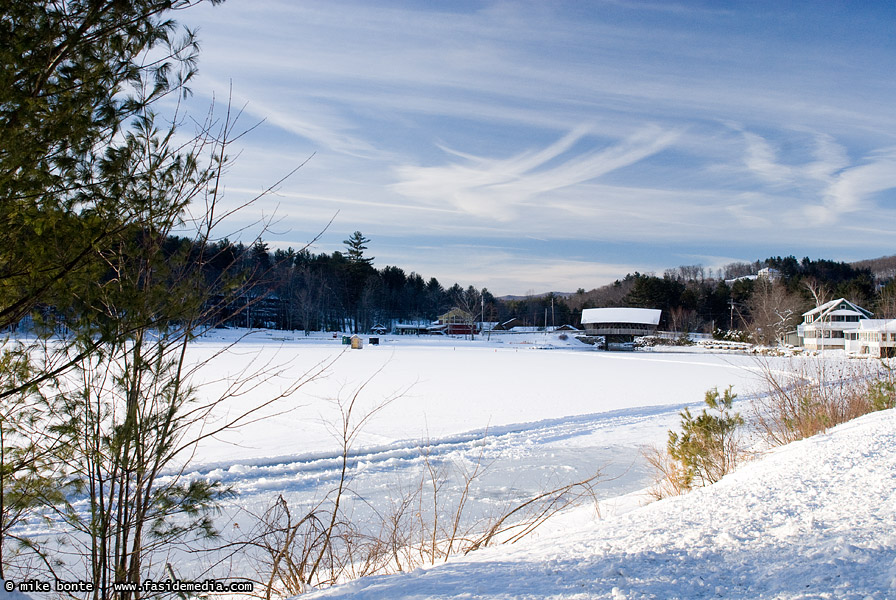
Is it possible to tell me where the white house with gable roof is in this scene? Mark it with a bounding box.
[798,298,872,351]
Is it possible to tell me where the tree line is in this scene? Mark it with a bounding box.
[143,230,894,346]
[566,256,892,345]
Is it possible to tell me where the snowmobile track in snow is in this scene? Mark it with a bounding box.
[186,401,705,496]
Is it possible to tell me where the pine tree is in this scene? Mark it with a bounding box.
[0,0,224,332]
[0,0,244,590]
[667,386,743,487]
[343,231,374,266]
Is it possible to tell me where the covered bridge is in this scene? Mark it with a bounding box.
[580,308,662,341]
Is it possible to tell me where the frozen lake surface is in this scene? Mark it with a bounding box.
[166,330,773,571]
[11,329,791,595]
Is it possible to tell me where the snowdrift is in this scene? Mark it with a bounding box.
[301,408,896,599]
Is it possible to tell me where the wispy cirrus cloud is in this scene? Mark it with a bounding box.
[372,241,644,294]
[179,0,896,293]
[740,129,849,188]
[815,149,896,223]
[738,128,896,224]
[391,125,680,220]
[194,76,380,158]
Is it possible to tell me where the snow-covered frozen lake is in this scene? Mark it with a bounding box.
[14,329,893,599]
[186,331,894,600]
[175,330,770,545]
[189,329,767,465]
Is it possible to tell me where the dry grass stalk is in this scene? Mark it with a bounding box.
[642,445,692,500]
[752,358,879,446]
[247,436,603,597]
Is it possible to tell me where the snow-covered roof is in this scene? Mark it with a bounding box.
[858,319,896,332]
[724,275,758,284]
[803,298,872,318]
[581,307,661,325]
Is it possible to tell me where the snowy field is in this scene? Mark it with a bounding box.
[13,329,894,598]
[186,329,767,468]
[178,330,769,523]
[153,329,775,589]
[179,331,894,599]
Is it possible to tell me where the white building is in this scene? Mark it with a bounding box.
[757,267,780,280]
[797,298,872,351]
[580,308,662,337]
[844,320,896,358]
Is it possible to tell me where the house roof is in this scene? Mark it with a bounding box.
[803,298,872,319]
[858,319,896,332]
[581,307,662,326]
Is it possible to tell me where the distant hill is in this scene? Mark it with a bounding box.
[497,292,574,301]
[851,255,896,280]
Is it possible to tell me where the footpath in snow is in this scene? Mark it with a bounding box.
[302,408,896,600]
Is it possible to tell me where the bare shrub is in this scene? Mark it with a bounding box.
[642,444,692,500]
[466,474,601,551]
[236,377,399,598]
[243,392,603,598]
[869,361,896,412]
[248,449,602,598]
[752,358,878,445]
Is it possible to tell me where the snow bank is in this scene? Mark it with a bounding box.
[301,408,896,599]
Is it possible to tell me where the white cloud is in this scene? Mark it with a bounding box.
[804,133,850,183]
[742,132,794,185]
[736,129,896,224]
[391,125,680,220]
[178,1,896,292]
[375,243,643,295]
[194,77,379,158]
[740,129,850,189]
[817,149,896,222]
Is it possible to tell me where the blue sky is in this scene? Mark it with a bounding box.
[181,0,896,295]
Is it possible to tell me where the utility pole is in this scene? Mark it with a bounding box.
[479,295,484,341]
[551,296,555,330]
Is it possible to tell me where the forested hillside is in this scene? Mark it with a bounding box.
[46,231,891,343]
